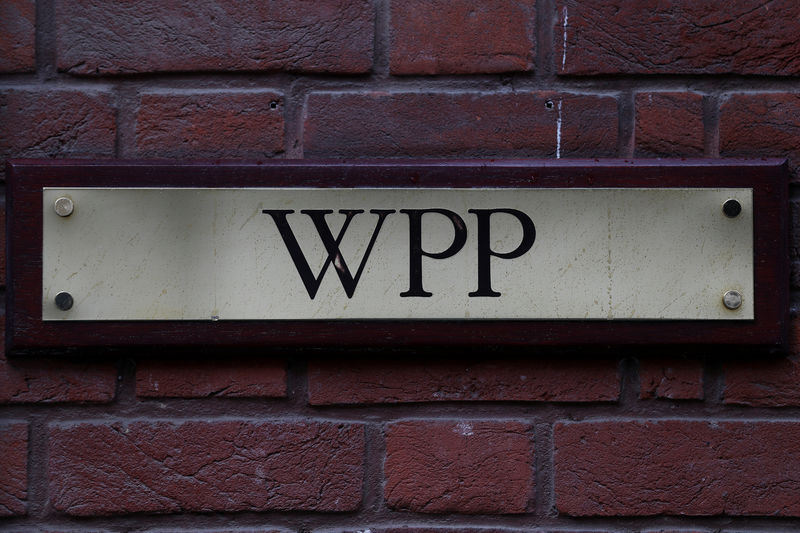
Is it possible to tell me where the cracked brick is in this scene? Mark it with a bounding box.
[136,358,286,399]
[639,357,704,400]
[642,530,709,533]
[724,320,800,406]
[0,0,35,72]
[309,357,619,404]
[390,0,535,75]
[55,0,373,75]
[555,420,800,516]
[130,91,284,159]
[0,321,117,404]
[720,93,800,182]
[141,530,283,533]
[48,420,364,515]
[0,423,27,516]
[345,530,559,533]
[384,420,533,514]
[304,92,617,158]
[635,92,704,157]
[0,89,115,176]
[555,0,800,75]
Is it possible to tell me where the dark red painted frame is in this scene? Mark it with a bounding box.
[5,159,790,353]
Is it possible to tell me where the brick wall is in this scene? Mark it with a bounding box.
[2,1,799,532]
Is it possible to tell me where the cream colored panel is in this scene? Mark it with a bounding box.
[42,188,753,320]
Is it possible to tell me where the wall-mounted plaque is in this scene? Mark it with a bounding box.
[7,159,789,351]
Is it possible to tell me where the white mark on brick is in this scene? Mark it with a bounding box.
[556,99,563,159]
[561,6,569,70]
[455,421,474,436]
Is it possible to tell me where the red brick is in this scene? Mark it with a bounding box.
[0,322,117,404]
[0,0,35,72]
[639,357,704,400]
[642,530,709,533]
[724,357,800,406]
[792,199,799,288]
[141,531,282,533]
[555,420,800,516]
[309,358,619,404]
[349,530,614,533]
[724,320,800,406]
[0,89,115,166]
[385,421,532,514]
[136,358,286,398]
[131,91,284,158]
[304,92,617,158]
[0,355,117,404]
[49,420,363,515]
[390,0,535,75]
[555,0,800,75]
[720,93,800,180]
[635,93,704,157]
[0,423,27,516]
[0,199,6,285]
[26,530,115,533]
[352,530,547,533]
[55,0,373,75]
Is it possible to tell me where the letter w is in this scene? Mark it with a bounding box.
[263,209,395,299]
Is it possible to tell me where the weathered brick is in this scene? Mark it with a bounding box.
[792,197,799,287]
[0,423,27,516]
[556,0,800,75]
[390,0,535,75]
[725,358,800,406]
[21,530,114,533]
[0,199,6,285]
[304,92,617,158]
[131,91,284,158]
[724,320,800,406]
[639,357,704,400]
[635,93,704,157]
[136,358,286,398]
[55,0,373,75]
[49,421,363,515]
[555,420,800,516]
[0,354,117,404]
[385,421,532,514]
[0,89,115,166]
[642,530,709,533]
[721,93,800,181]
[0,322,117,404]
[142,530,283,533]
[0,0,35,72]
[309,358,619,404]
[346,530,551,533]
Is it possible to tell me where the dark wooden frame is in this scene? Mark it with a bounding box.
[6,159,790,353]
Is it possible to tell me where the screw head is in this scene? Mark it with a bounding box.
[722,198,741,218]
[54,292,73,311]
[722,290,742,310]
[54,197,74,217]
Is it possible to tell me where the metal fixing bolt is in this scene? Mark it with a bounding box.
[722,290,742,310]
[722,198,741,218]
[54,292,74,311]
[54,197,74,217]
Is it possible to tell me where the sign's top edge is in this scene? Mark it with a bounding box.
[43,186,755,192]
[5,157,789,170]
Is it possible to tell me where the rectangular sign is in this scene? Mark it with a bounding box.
[42,187,753,321]
[6,159,789,350]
